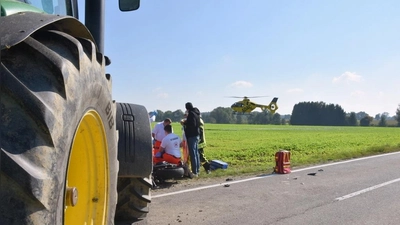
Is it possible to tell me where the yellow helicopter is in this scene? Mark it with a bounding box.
[229,96,279,114]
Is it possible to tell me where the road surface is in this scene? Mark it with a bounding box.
[147,152,400,224]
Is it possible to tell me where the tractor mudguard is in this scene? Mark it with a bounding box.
[0,11,94,51]
[116,102,153,178]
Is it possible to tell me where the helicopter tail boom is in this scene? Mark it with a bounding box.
[260,97,279,113]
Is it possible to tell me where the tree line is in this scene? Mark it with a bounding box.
[154,102,400,127]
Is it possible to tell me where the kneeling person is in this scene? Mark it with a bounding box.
[154,124,182,164]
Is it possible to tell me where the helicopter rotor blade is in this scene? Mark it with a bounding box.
[247,95,269,98]
[225,96,245,98]
[225,95,269,98]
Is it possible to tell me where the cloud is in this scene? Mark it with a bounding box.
[230,81,253,88]
[286,88,304,94]
[156,92,169,99]
[153,87,162,92]
[332,71,362,84]
[152,87,169,99]
[350,90,365,98]
[196,91,203,96]
[221,55,232,64]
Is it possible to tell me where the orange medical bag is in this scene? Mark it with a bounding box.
[274,150,291,174]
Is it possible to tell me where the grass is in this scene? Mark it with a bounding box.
[169,123,400,178]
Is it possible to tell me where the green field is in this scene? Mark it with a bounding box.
[169,123,400,177]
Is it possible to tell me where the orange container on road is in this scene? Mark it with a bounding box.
[274,150,291,174]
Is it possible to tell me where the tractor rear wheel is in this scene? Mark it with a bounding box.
[0,29,118,224]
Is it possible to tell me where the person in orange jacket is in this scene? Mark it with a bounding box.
[152,118,172,161]
[154,124,182,165]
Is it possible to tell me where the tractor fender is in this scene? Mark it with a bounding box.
[0,11,94,50]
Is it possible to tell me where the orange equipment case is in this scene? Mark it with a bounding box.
[274,150,291,174]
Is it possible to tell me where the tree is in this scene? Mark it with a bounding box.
[236,115,248,124]
[356,111,368,120]
[360,115,373,126]
[378,115,387,127]
[251,111,270,124]
[346,112,358,126]
[162,110,173,122]
[210,107,235,124]
[382,112,390,118]
[201,112,211,123]
[396,105,400,127]
[171,110,185,123]
[271,113,281,125]
[155,110,164,122]
[290,101,346,125]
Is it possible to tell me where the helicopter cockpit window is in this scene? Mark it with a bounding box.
[232,103,244,107]
[18,0,69,15]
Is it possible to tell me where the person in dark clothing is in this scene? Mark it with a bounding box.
[183,102,201,176]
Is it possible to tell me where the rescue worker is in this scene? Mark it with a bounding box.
[152,118,172,161]
[199,117,211,173]
[154,125,182,164]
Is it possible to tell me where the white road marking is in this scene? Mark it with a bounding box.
[335,177,400,201]
[292,151,400,172]
[152,151,400,199]
[152,175,272,198]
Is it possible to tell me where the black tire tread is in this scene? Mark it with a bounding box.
[153,167,185,180]
[115,177,152,222]
[1,28,118,225]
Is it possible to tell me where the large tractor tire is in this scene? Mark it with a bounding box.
[115,177,152,222]
[114,103,153,222]
[0,28,118,224]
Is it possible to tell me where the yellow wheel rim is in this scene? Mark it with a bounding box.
[65,110,109,224]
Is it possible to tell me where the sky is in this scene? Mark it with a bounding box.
[99,0,399,116]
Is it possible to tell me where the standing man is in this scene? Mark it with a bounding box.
[183,102,201,176]
[152,118,172,159]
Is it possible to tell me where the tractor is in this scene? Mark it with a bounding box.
[0,0,153,224]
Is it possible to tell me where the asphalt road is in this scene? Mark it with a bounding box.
[146,152,400,225]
